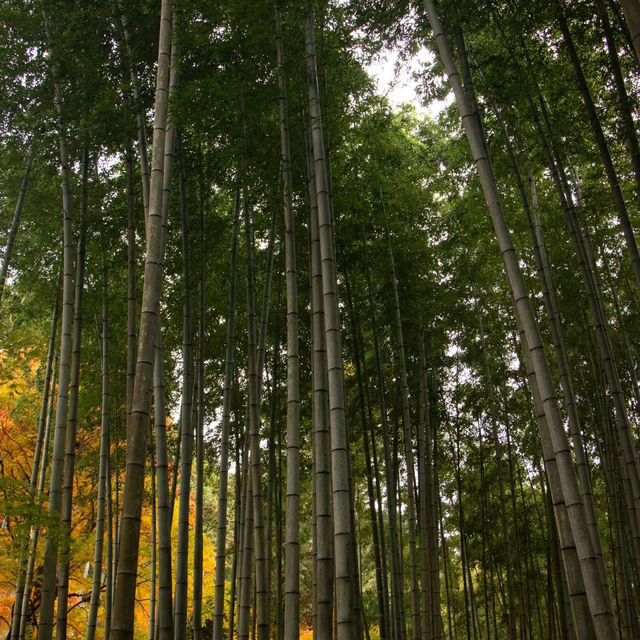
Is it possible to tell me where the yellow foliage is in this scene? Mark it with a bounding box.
[0,340,219,638]
[299,628,314,640]
[0,348,43,631]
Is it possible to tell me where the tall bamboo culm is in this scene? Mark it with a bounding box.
[10,296,58,640]
[212,189,240,640]
[305,5,356,638]
[274,4,301,640]
[36,13,76,640]
[85,250,110,640]
[110,2,173,637]
[422,1,618,637]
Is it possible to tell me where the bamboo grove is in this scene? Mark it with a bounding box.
[3,0,640,638]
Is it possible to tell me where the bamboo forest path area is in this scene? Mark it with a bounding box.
[2,1,640,639]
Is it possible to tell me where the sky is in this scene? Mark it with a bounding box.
[365,44,453,118]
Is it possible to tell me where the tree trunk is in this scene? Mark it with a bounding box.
[426,370,443,640]
[0,155,32,306]
[154,34,181,635]
[599,1,640,201]
[174,147,195,640]
[149,444,156,640]
[453,362,473,640]
[106,427,114,640]
[345,272,388,640]
[126,147,136,417]
[212,188,240,640]
[275,6,301,639]
[383,215,421,640]
[620,0,640,63]
[112,426,120,618]
[243,198,270,640]
[367,370,391,640]
[265,327,280,638]
[154,28,181,636]
[154,15,181,632]
[494,18,640,571]
[152,76,177,637]
[14,309,58,640]
[476,302,518,640]
[422,1,618,637]
[366,269,404,640]
[116,0,150,219]
[527,172,609,582]
[305,8,356,637]
[543,472,575,640]
[56,144,89,640]
[256,205,277,399]
[416,347,432,640]
[110,1,173,636]
[36,14,76,640]
[228,422,242,640]
[192,159,206,640]
[85,250,110,640]
[417,354,442,640]
[307,121,333,640]
[599,247,640,418]
[276,406,284,640]
[237,421,254,640]
[153,321,172,640]
[510,26,640,580]
[490,13,632,586]
[391,413,406,640]
[553,0,640,291]
[439,461,456,640]
[450,22,519,635]
[478,424,492,640]
[9,294,58,640]
[515,312,599,639]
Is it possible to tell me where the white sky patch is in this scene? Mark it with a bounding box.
[97,152,120,174]
[365,45,453,119]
